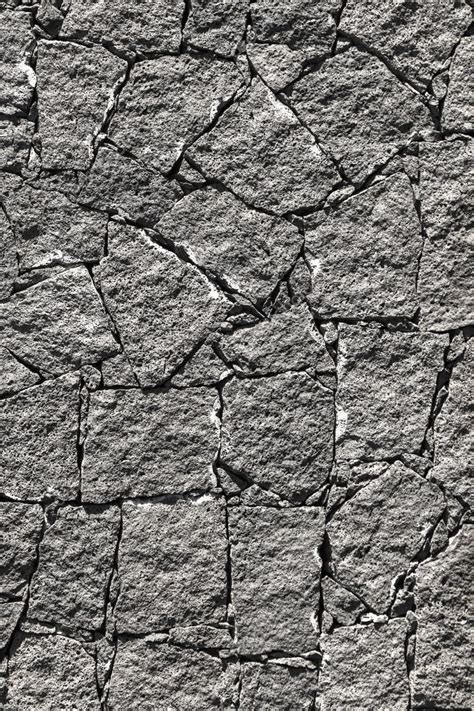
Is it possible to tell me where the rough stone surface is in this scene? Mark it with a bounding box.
[319,621,409,710]
[229,506,324,654]
[188,80,338,214]
[339,0,472,88]
[28,506,120,631]
[95,221,229,386]
[222,373,334,501]
[288,47,432,184]
[306,173,422,318]
[412,525,473,709]
[1,4,471,707]
[336,325,446,460]
[82,387,218,501]
[157,186,302,304]
[115,498,227,633]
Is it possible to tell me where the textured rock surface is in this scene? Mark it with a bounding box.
[1,3,471,707]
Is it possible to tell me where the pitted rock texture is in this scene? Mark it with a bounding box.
[0,1,472,709]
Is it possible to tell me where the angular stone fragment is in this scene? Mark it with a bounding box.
[288,48,432,184]
[413,525,473,709]
[0,347,39,396]
[0,601,24,653]
[0,119,33,172]
[0,374,80,501]
[432,340,473,507]
[2,174,106,270]
[443,37,474,135]
[96,222,229,386]
[339,0,472,88]
[1,266,118,376]
[184,0,248,56]
[171,340,228,388]
[229,506,324,654]
[306,174,421,318]
[240,661,319,710]
[319,621,409,710]
[321,577,366,627]
[0,502,43,597]
[219,305,334,375]
[7,635,99,710]
[222,373,334,501]
[251,0,338,52]
[101,353,136,387]
[82,388,218,502]
[110,55,244,173]
[188,80,338,214]
[336,325,446,460]
[0,209,16,301]
[116,498,226,633]
[157,187,302,304]
[60,0,182,54]
[0,8,35,116]
[418,141,473,331]
[79,146,181,226]
[109,640,237,710]
[36,41,126,169]
[28,506,119,631]
[327,463,444,611]
[247,41,312,92]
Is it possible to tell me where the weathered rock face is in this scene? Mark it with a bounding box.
[1,2,471,708]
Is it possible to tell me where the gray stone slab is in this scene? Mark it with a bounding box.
[0,502,43,597]
[184,0,248,56]
[240,661,318,710]
[0,8,35,117]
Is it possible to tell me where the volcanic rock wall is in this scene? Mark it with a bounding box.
[1,1,473,709]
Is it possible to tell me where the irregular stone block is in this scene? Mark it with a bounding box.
[184,0,248,56]
[100,353,136,387]
[168,624,235,654]
[221,372,334,501]
[115,498,226,633]
[289,48,432,184]
[0,8,34,116]
[251,0,338,52]
[443,37,474,135]
[229,505,324,654]
[240,661,318,710]
[327,463,444,612]
[170,341,228,388]
[321,577,366,627]
[218,305,334,376]
[157,187,302,305]
[108,639,237,709]
[319,621,409,710]
[110,55,244,173]
[29,506,120,631]
[0,374,80,501]
[2,174,106,270]
[1,266,118,376]
[0,502,43,597]
[60,0,181,54]
[413,525,473,709]
[432,339,473,508]
[0,347,39,396]
[7,635,99,710]
[339,0,472,88]
[96,222,229,386]
[0,209,16,301]
[36,41,126,169]
[306,174,421,318]
[188,80,338,214]
[0,601,24,653]
[0,119,33,172]
[79,146,181,226]
[82,388,218,502]
[418,141,473,331]
[336,325,446,460]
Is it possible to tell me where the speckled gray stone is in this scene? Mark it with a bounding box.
[0,502,43,598]
[0,8,35,117]
[184,0,248,56]
[239,661,319,710]
[443,37,474,135]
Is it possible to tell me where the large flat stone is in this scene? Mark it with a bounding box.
[188,80,338,214]
[157,187,302,305]
[82,387,218,502]
[110,55,244,173]
[36,41,126,169]
[306,173,421,318]
[229,505,324,654]
[115,498,227,633]
[0,374,80,501]
[336,325,446,460]
[29,506,120,631]
[221,372,334,501]
[95,222,229,386]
